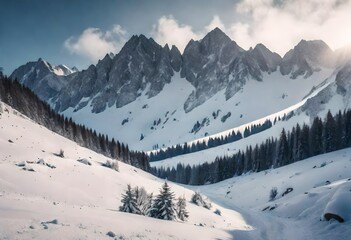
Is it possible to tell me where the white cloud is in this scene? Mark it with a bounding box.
[64,25,127,62]
[152,15,228,53]
[228,0,351,55]
[151,15,201,53]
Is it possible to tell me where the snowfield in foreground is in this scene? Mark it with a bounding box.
[193,148,351,239]
[1,101,351,240]
[0,102,250,239]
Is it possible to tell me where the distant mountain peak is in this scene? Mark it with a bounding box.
[206,27,226,37]
[202,27,239,49]
[281,39,335,78]
[10,59,71,101]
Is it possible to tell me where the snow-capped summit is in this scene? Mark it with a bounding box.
[10,58,73,100]
[54,64,76,76]
[280,40,336,78]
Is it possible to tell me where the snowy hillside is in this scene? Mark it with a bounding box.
[62,67,333,151]
[1,98,351,240]
[150,63,349,169]
[194,148,351,239]
[0,101,251,240]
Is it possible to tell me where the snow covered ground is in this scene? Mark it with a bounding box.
[0,102,251,239]
[192,148,351,239]
[1,100,350,240]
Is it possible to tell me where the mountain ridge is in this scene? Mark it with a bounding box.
[10,28,347,151]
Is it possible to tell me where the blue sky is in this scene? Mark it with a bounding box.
[1,0,351,74]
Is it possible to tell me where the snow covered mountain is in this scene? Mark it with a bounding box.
[10,58,76,100]
[280,40,335,78]
[53,35,181,113]
[0,100,350,239]
[11,28,346,151]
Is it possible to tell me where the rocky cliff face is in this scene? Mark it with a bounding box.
[280,40,335,79]
[10,58,74,100]
[180,28,244,112]
[181,28,283,112]
[53,35,181,113]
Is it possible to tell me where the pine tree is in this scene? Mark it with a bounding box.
[277,128,289,167]
[150,182,176,220]
[176,196,189,221]
[119,184,141,214]
[323,111,337,153]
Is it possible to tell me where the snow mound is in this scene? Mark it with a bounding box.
[323,182,351,222]
[77,158,92,166]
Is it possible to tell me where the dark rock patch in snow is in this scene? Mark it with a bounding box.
[77,158,92,166]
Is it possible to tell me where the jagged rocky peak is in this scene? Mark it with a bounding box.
[54,34,180,113]
[182,27,243,75]
[71,66,79,72]
[181,27,283,112]
[10,58,71,101]
[248,43,282,72]
[200,27,243,59]
[280,39,335,78]
[181,28,246,112]
[170,45,182,72]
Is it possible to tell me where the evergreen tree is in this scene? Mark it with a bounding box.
[323,111,337,152]
[309,117,323,156]
[277,128,289,167]
[119,184,141,214]
[150,182,176,220]
[176,196,189,221]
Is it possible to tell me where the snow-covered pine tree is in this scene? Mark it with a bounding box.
[119,184,141,214]
[150,182,176,220]
[176,196,189,221]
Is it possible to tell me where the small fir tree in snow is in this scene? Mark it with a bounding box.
[150,182,176,220]
[119,184,141,214]
[176,196,189,221]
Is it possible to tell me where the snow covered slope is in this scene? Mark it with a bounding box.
[62,67,333,151]
[1,97,350,240]
[0,101,251,240]
[193,148,351,240]
[150,62,348,169]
